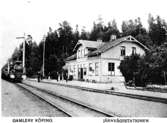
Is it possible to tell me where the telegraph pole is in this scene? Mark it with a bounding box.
[42,35,46,77]
[7,60,10,74]
[23,33,26,74]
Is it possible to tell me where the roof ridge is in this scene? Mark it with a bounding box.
[87,35,149,57]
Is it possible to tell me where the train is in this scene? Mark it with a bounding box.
[1,61,24,83]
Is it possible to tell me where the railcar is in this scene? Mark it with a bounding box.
[2,61,24,83]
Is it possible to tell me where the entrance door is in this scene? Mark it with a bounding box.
[80,68,83,79]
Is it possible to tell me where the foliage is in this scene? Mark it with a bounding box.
[80,26,89,40]
[89,18,120,41]
[148,14,167,45]
[119,54,146,86]
[11,47,22,61]
[119,44,167,86]
[146,43,167,84]
[121,18,145,37]
[121,17,154,47]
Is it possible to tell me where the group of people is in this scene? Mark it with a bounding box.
[37,70,68,82]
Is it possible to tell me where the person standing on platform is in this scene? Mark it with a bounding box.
[63,70,68,82]
[37,71,41,82]
[55,72,58,82]
[60,72,62,81]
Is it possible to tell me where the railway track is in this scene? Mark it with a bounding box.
[16,83,116,117]
[36,80,167,104]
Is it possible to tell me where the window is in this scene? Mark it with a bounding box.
[121,46,126,56]
[77,65,80,72]
[89,63,93,71]
[81,49,84,58]
[84,49,86,56]
[78,50,81,58]
[73,65,76,75]
[95,62,99,75]
[77,51,78,58]
[81,50,82,58]
[70,65,73,73]
[83,49,85,57]
[84,49,87,56]
[83,64,86,75]
[83,68,87,75]
[132,47,136,54]
[82,50,83,57]
[108,63,115,71]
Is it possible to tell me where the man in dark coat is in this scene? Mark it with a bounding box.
[55,72,58,82]
[59,72,62,81]
[37,71,41,82]
[63,71,68,82]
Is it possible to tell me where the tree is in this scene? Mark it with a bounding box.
[89,18,120,41]
[135,33,153,48]
[11,47,22,61]
[45,30,59,58]
[58,21,74,57]
[72,25,80,51]
[28,42,42,76]
[121,17,152,47]
[80,26,89,40]
[122,18,146,36]
[103,20,120,41]
[148,14,167,45]
[119,54,141,85]
[42,28,60,75]
[119,43,167,86]
[121,19,137,36]
[89,22,102,41]
[146,43,167,84]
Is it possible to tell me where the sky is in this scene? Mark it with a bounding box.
[1,0,167,67]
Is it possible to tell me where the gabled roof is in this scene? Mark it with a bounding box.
[73,40,105,51]
[87,35,149,57]
[66,36,149,61]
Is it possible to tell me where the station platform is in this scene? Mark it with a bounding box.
[23,78,167,117]
[26,78,167,101]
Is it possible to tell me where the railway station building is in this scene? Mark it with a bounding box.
[65,35,148,83]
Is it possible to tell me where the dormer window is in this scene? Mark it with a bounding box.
[121,46,126,56]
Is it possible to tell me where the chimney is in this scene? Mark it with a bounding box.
[110,34,117,41]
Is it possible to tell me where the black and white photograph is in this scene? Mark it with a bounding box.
[1,0,167,122]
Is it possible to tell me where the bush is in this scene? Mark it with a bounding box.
[119,54,139,83]
[119,46,167,86]
[119,54,147,87]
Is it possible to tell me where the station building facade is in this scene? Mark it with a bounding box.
[65,35,148,83]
